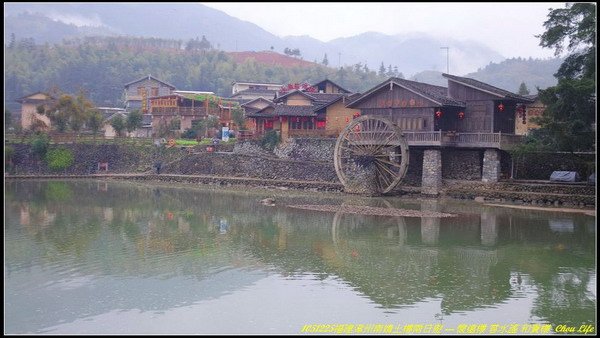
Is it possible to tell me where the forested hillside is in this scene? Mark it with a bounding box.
[5,37,391,111]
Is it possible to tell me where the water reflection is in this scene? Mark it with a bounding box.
[4,180,596,333]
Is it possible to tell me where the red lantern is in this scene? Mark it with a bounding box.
[497,103,504,112]
[435,110,442,119]
[458,111,465,120]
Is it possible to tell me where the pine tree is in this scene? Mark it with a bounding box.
[379,62,386,76]
[322,53,329,66]
[518,81,530,95]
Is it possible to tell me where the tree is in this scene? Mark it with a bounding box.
[199,35,212,50]
[518,82,530,95]
[110,114,126,137]
[379,62,386,76]
[45,96,71,133]
[531,3,596,152]
[126,110,143,134]
[87,111,104,143]
[537,3,595,79]
[71,90,95,140]
[231,106,245,131]
[322,53,329,66]
[386,65,394,77]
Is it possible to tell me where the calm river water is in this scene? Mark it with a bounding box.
[4,180,596,334]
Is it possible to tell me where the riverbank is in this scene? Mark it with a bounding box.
[5,141,595,209]
[5,174,595,214]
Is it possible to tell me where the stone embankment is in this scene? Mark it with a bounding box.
[5,139,595,208]
[442,180,595,207]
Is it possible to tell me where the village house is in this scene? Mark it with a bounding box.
[515,94,544,135]
[245,80,360,140]
[16,92,54,131]
[149,91,218,135]
[124,75,176,112]
[230,81,283,101]
[345,74,536,190]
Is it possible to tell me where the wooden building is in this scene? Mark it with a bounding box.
[346,75,535,191]
[246,88,360,140]
[149,91,221,135]
[124,75,176,113]
[16,92,54,131]
[346,75,534,149]
[230,81,282,101]
[312,79,352,94]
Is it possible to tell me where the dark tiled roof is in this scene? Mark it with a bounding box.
[246,104,317,118]
[244,107,262,115]
[347,77,465,108]
[124,75,176,89]
[272,105,316,117]
[442,73,535,103]
[231,88,278,98]
[241,97,274,107]
[273,89,317,103]
[524,94,538,101]
[310,92,345,103]
[15,92,55,104]
[312,79,352,93]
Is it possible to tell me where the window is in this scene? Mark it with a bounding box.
[137,87,146,96]
[151,87,159,97]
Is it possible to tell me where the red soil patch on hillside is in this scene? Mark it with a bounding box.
[228,51,317,68]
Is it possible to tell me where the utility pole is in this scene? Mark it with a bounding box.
[440,47,449,74]
[338,52,341,67]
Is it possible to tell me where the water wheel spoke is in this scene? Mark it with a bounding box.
[344,134,370,153]
[375,160,399,180]
[374,161,394,187]
[339,144,364,156]
[334,115,409,195]
[375,157,403,168]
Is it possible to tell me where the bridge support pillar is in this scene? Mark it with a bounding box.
[421,149,442,195]
[482,149,500,183]
[480,211,498,246]
[421,200,440,245]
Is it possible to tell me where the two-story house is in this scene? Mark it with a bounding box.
[124,75,176,112]
[345,74,535,192]
[16,92,55,131]
[245,80,360,140]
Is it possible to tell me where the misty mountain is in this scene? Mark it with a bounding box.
[5,3,505,75]
[4,12,116,44]
[410,57,562,94]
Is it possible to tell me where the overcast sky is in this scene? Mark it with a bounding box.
[202,2,564,59]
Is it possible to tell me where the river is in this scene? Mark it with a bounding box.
[4,180,596,334]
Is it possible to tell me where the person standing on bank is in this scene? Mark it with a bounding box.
[154,161,162,174]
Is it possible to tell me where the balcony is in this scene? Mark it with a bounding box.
[150,107,221,116]
[402,131,524,150]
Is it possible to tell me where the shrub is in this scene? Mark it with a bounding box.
[181,128,197,139]
[46,147,74,172]
[31,133,50,159]
[260,130,280,151]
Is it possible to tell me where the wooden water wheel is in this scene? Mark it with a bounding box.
[334,115,409,195]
